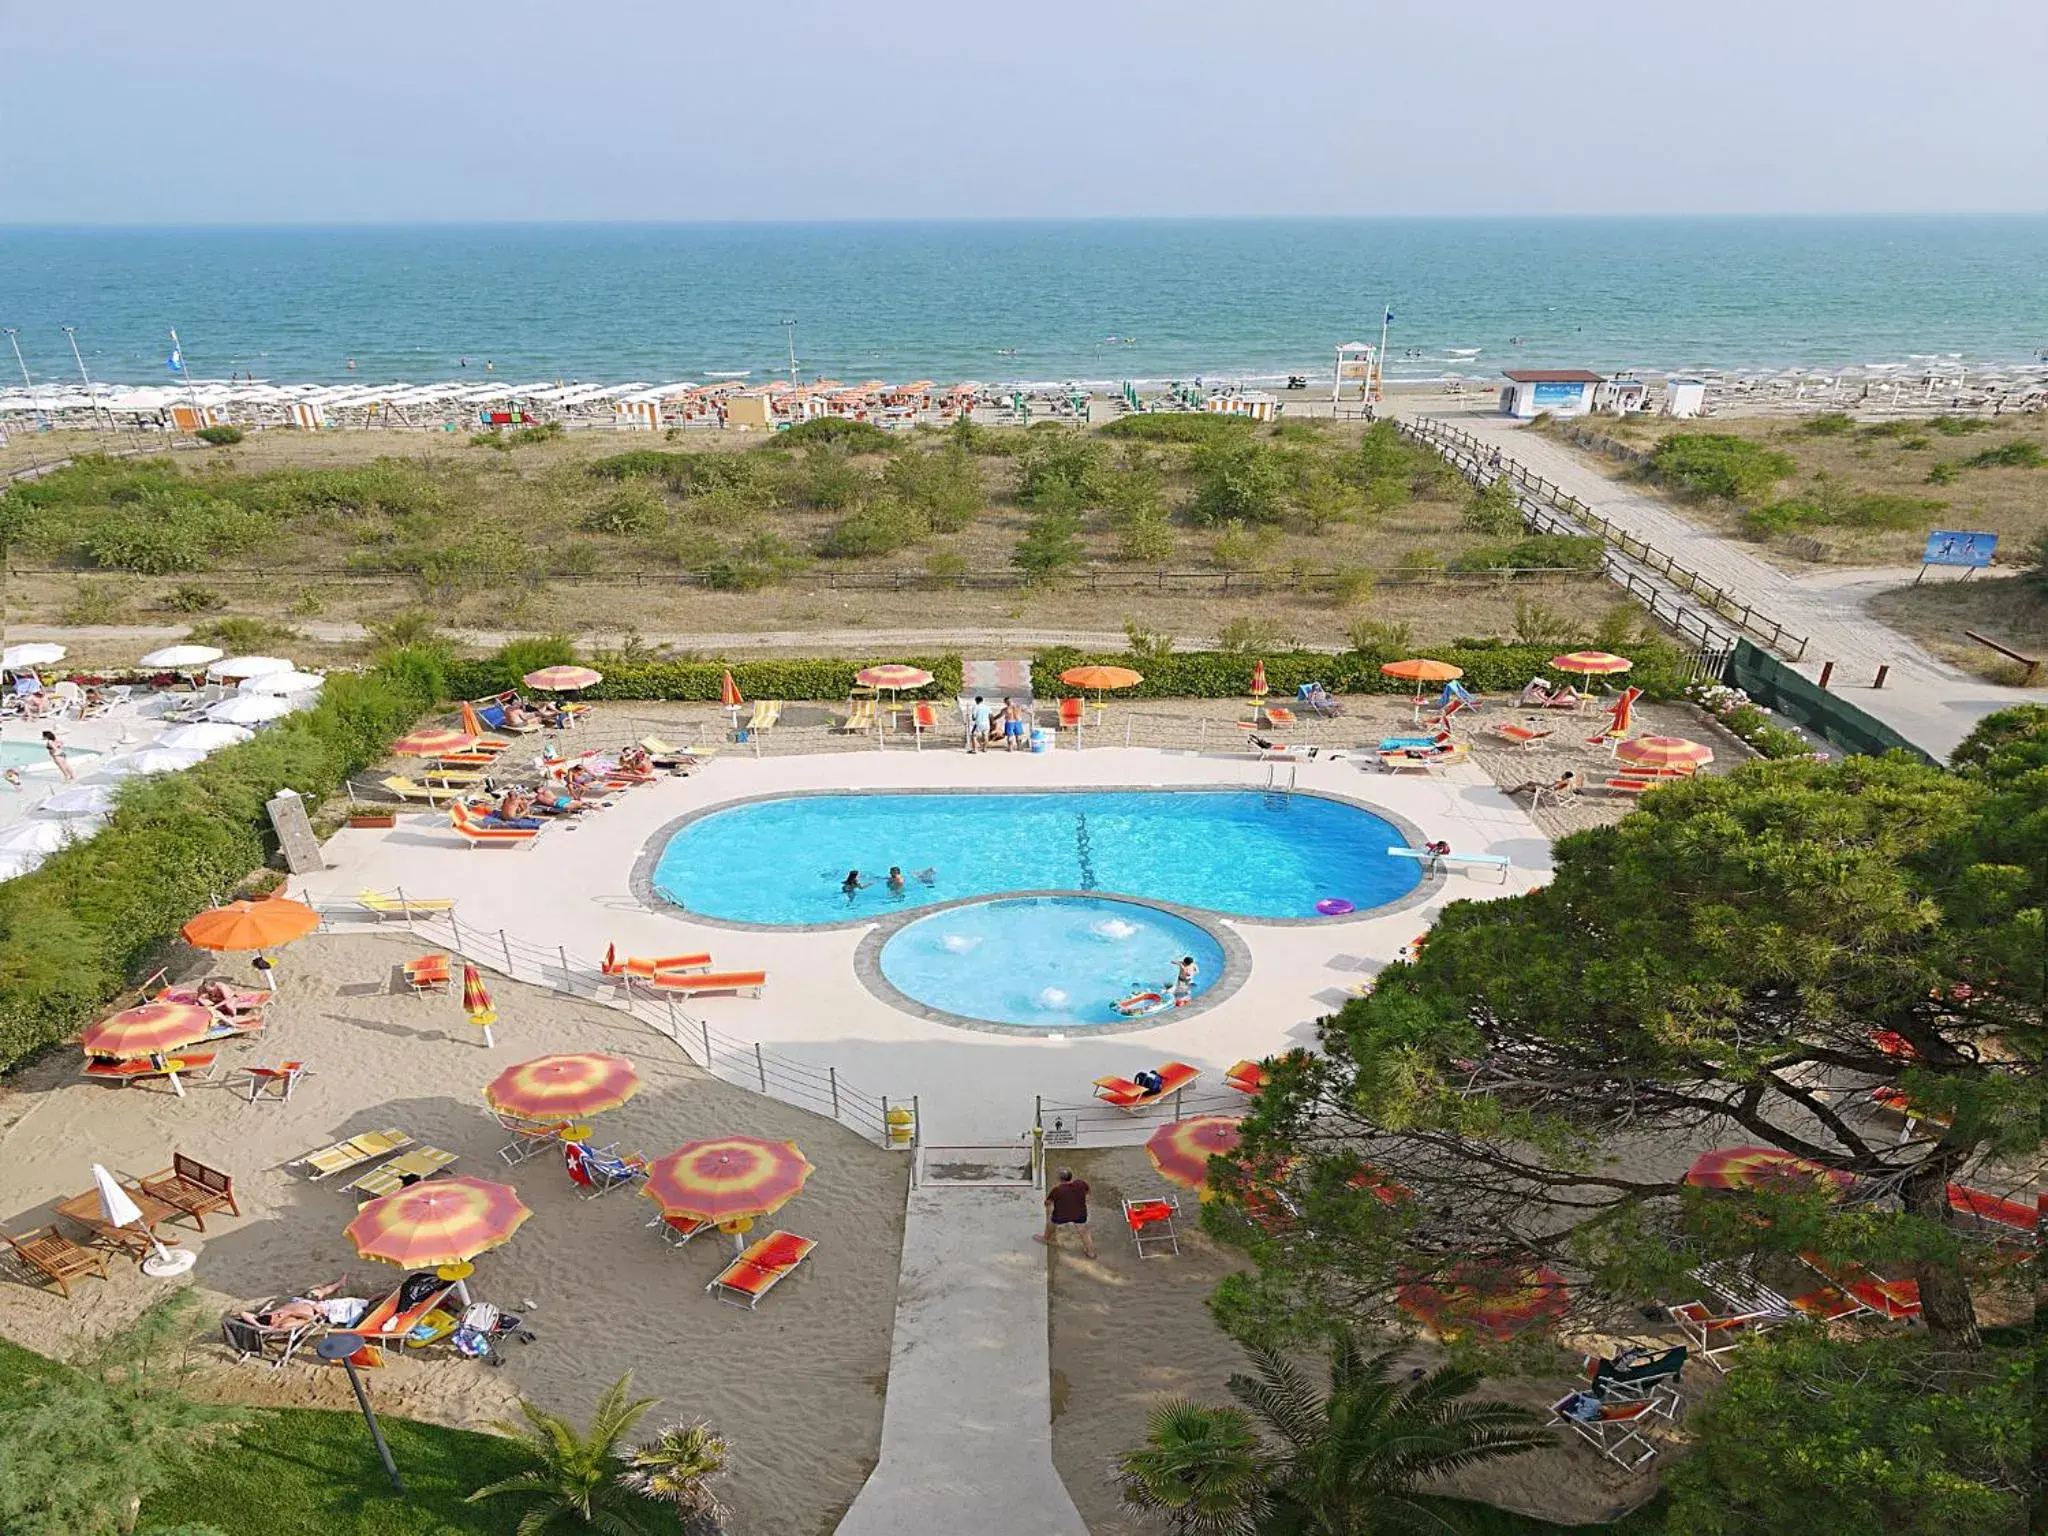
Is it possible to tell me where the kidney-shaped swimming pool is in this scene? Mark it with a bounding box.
[646,788,1421,925]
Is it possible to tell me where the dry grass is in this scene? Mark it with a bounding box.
[1868,575,2048,680]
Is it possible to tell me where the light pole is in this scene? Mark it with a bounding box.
[315,1332,405,1492]
[61,325,111,436]
[3,329,41,423]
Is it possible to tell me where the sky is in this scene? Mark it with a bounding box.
[4,0,2045,223]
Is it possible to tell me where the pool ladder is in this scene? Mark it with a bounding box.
[1263,763,1297,804]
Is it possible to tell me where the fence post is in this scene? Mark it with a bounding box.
[665,996,679,1045]
[395,887,414,933]
[702,1017,712,1067]
[755,1043,767,1092]
[500,929,514,975]
[829,1066,839,1119]
[449,912,464,955]
[558,945,569,987]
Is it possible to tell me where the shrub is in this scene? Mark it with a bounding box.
[1016,432,1105,510]
[1325,568,1376,606]
[1214,616,1290,654]
[84,495,274,574]
[579,483,665,535]
[1511,596,1587,648]
[778,417,895,452]
[1210,519,1274,570]
[1643,434,1795,503]
[1451,534,1604,573]
[924,548,967,582]
[1012,511,1085,584]
[1189,441,1288,526]
[819,498,928,558]
[584,449,677,481]
[1099,413,1255,445]
[1117,511,1176,562]
[704,532,810,591]
[1927,415,1992,436]
[1346,618,1412,653]
[1925,461,1960,485]
[158,584,226,614]
[1963,441,2046,470]
[61,581,133,625]
[1800,412,1856,436]
[1461,475,1524,536]
[182,616,301,653]
[194,424,244,446]
[883,444,984,532]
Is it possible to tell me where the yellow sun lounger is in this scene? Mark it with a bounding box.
[745,701,782,733]
[835,697,877,733]
[297,1129,413,1180]
[345,1146,458,1199]
[355,890,456,921]
[379,775,482,806]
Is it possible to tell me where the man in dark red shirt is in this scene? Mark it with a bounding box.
[1036,1167,1096,1259]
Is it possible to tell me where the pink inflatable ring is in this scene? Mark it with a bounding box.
[1315,898,1356,917]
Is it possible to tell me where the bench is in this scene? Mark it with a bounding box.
[1387,845,1511,883]
[140,1153,240,1231]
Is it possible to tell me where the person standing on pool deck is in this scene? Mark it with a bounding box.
[1036,1167,1095,1258]
[41,730,74,782]
[1172,955,1198,1004]
[1001,697,1026,751]
[968,695,992,754]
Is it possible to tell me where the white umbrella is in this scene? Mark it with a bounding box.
[0,817,102,854]
[210,655,293,680]
[0,849,46,882]
[205,694,293,725]
[92,1163,195,1274]
[158,722,254,751]
[238,670,324,696]
[2,643,65,670]
[37,783,116,817]
[98,747,207,777]
[140,644,225,669]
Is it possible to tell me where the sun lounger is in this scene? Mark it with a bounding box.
[649,969,767,998]
[1488,723,1551,749]
[221,1306,324,1368]
[496,1113,568,1166]
[449,804,538,847]
[1057,698,1085,730]
[1,1223,112,1298]
[563,1140,647,1197]
[746,700,782,733]
[357,1278,460,1351]
[1945,1183,2039,1241]
[1667,1300,1777,1370]
[1378,731,1452,753]
[1123,1197,1180,1258]
[1595,775,1662,797]
[356,890,456,921]
[1259,705,1299,729]
[1799,1252,1922,1323]
[403,954,450,994]
[80,1051,218,1091]
[1224,1059,1267,1094]
[139,1153,239,1231]
[707,1231,817,1309]
[1387,845,1512,883]
[346,1146,458,1199]
[835,697,877,734]
[378,775,461,806]
[475,703,539,735]
[1553,1389,1676,1469]
[1092,1061,1201,1109]
[648,1212,713,1249]
[230,1060,312,1103]
[297,1128,413,1180]
[1583,1345,1686,1401]
[1378,745,1469,773]
[601,952,713,981]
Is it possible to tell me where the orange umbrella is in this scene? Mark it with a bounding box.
[1249,660,1269,698]
[1551,651,1632,690]
[1380,658,1463,703]
[524,665,602,693]
[181,893,319,952]
[393,728,479,757]
[1615,735,1713,772]
[81,1001,216,1060]
[1396,1259,1569,1341]
[719,670,743,713]
[458,700,489,739]
[462,962,497,1047]
[643,1136,813,1226]
[1685,1146,1852,1195]
[1058,665,1143,707]
[486,1053,640,1122]
[346,1176,531,1270]
[1146,1116,1243,1191]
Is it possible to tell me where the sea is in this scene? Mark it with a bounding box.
[1,217,2043,390]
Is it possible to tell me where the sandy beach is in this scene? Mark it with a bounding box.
[0,931,908,1536]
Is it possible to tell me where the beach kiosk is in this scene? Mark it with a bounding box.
[1663,379,1707,418]
[1499,370,1602,419]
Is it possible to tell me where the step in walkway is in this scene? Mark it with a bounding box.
[837,1157,1085,1536]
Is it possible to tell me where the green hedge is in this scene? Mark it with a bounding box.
[444,654,965,703]
[0,648,447,1071]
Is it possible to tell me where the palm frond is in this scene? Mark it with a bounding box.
[1228,1348,1326,1450]
[466,1470,549,1503]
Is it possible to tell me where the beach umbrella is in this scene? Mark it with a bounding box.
[0,817,102,855]
[1684,1145,1852,1196]
[239,670,324,696]
[0,850,45,882]
[855,664,935,692]
[36,783,116,817]
[2,643,65,670]
[1550,651,1632,694]
[345,1176,531,1273]
[1396,1259,1569,1341]
[391,727,479,757]
[98,747,207,777]
[523,665,602,693]
[140,644,224,669]
[1058,665,1143,708]
[719,669,744,727]
[486,1052,640,1123]
[210,655,294,680]
[1248,660,1268,698]
[644,1136,814,1248]
[93,1164,193,1277]
[1145,1116,1243,1192]
[1379,658,1462,704]
[181,892,320,954]
[1615,735,1713,772]
[158,722,255,751]
[205,694,294,725]
[461,962,498,1048]
[82,1001,217,1061]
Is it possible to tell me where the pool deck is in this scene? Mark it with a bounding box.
[306,743,1551,1142]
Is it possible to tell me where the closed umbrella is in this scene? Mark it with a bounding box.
[3,643,65,670]
[140,644,225,669]
[210,655,294,681]
[719,670,743,728]
[99,747,207,777]
[205,695,294,725]
[239,670,324,696]
[93,1164,194,1277]
[462,962,497,1048]
[0,817,102,854]
[158,722,255,751]
[37,783,116,817]
[1248,660,1269,698]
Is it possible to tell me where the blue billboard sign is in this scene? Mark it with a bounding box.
[1530,380,1589,408]
[1922,530,1997,568]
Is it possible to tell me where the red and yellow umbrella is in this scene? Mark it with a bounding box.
[486,1053,640,1122]
[719,670,743,710]
[1615,735,1713,772]
[524,665,603,693]
[1146,1116,1243,1191]
[81,1001,216,1060]
[1551,651,1632,687]
[461,962,498,1048]
[1059,665,1144,706]
[346,1176,531,1270]
[181,893,319,952]
[393,727,480,757]
[855,664,935,692]
[643,1136,813,1225]
[1685,1145,1852,1196]
[1249,660,1269,698]
[1396,1259,1569,1341]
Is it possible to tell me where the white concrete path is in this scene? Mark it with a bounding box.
[1433,412,2048,761]
[836,1184,1087,1536]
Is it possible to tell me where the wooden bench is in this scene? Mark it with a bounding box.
[140,1153,240,1231]
[2,1223,111,1298]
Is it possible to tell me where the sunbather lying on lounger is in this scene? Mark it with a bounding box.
[239,1280,368,1330]
[1519,678,1581,709]
[1509,771,1579,799]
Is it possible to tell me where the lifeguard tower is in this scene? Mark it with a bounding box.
[1333,343,1377,415]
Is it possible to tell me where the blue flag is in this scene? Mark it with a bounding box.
[1384,307,1395,324]
[166,343,184,374]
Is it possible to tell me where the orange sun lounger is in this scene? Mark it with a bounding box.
[448,804,538,847]
[403,954,450,994]
[649,970,767,998]
[1224,1059,1267,1094]
[81,1051,218,1089]
[601,952,713,981]
[707,1231,817,1308]
[356,1279,459,1352]
[1945,1182,2039,1239]
[1092,1061,1201,1108]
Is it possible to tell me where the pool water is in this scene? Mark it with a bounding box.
[879,896,1226,1028]
[650,789,1418,925]
[0,741,99,773]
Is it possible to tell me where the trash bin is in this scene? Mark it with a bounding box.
[1030,728,1051,754]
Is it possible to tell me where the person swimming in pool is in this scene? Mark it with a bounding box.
[1172,955,1198,1003]
[841,869,869,901]
[886,866,906,895]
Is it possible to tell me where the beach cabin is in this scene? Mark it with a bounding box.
[1594,376,1650,414]
[1663,379,1707,417]
[724,392,774,429]
[1206,391,1278,423]
[1499,370,1602,419]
